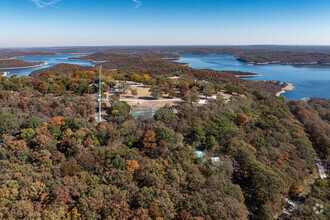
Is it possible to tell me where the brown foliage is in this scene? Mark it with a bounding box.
[59,137,82,155]
[54,85,63,96]
[31,127,53,150]
[176,210,192,220]
[132,208,151,220]
[30,63,94,78]
[141,130,157,153]
[60,160,81,177]
[236,113,248,127]
[48,116,65,127]
[8,140,27,153]
[52,151,66,164]
[126,160,140,175]
[108,201,133,219]
[52,187,72,205]
[18,97,30,109]
[11,200,34,219]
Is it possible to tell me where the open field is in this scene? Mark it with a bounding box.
[116,84,235,110]
[119,85,183,110]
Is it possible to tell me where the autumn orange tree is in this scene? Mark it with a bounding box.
[236,113,248,127]
[48,116,65,127]
[141,130,157,154]
[126,160,139,175]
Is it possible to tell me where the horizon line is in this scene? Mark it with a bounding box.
[2,44,330,49]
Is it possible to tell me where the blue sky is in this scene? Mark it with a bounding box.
[0,0,329,47]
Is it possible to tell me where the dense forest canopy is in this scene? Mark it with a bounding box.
[305,98,330,124]
[0,50,328,219]
[30,64,95,78]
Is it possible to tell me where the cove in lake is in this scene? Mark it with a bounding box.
[177,54,330,100]
[3,54,97,77]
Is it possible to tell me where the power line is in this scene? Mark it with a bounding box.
[98,65,102,122]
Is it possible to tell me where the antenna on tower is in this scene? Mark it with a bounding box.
[98,65,102,122]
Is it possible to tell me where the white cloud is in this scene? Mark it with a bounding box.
[132,0,142,8]
[29,0,62,8]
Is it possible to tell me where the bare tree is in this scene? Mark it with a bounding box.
[130,88,138,98]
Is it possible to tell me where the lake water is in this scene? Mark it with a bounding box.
[3,53,96,77]
[177,54,330,100]
[3,53,329,100]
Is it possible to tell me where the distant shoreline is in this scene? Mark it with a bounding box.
[236,74,262,78]
[276,83,294,96]
[241,60,330,66]
[162,56,182,60]
[67,57,106,63]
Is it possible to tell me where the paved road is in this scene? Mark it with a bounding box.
[119,98,182,102]
[316,156,327,179]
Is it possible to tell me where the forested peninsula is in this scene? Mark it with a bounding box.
[237,51,330,65]
[71,53,280,93]
[0,59,45,69]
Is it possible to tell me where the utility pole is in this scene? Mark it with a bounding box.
[98,65,102,122]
